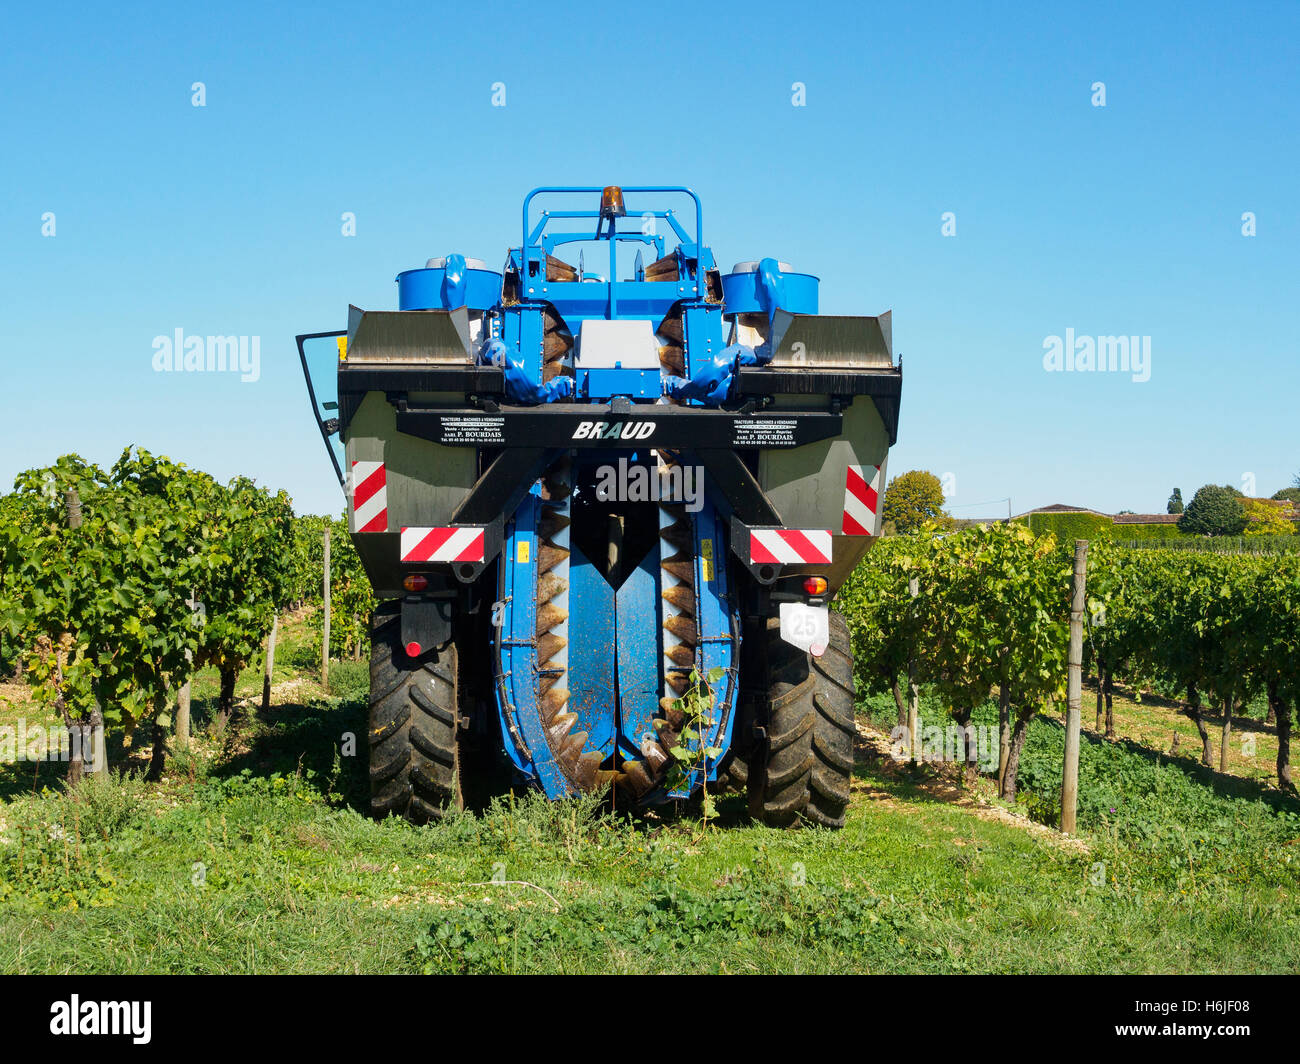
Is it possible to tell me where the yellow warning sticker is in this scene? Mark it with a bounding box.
[517,540,530,564]
[336,335,348,361]
[701,538,714,582]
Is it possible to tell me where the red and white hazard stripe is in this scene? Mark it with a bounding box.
[400,526,486,564]
[350,460,388,533]
[750,529,833,565]
[842,464,881,536]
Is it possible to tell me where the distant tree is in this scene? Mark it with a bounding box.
[1243,500,1297,535]
[1167,487,1184,514]
[1177,484,1247,536]
[1271,486,1300,505]
[881,471,949,533]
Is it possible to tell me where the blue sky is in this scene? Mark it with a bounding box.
[2,0,1296,518]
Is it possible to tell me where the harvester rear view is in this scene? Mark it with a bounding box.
[298,186,901,828]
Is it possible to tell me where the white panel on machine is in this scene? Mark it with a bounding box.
[575,319,661,369]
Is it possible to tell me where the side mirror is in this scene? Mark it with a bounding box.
[296,330,346,486]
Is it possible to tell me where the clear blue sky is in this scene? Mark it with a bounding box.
[3,0,1296,518]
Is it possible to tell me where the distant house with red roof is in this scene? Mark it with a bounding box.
[1112,513,1180,525]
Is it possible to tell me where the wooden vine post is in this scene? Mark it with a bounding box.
[1061,539,1088,834]
[907,575,920,762]
[63,489,108,780]
[262,612,279,711]
[322,524,331,692]
[176,588,194,745]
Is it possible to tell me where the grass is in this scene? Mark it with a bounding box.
[1085,683,1283,786]
[1,614,1299,974]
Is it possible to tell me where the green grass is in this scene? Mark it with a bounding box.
[2,614,1299,973]
[1080,682,1285,787]
[0,703,1297,972]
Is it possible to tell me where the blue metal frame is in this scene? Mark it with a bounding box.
[521,187,704,324]
[495,492,581,797]
[522,186,703,251]
[495,479,738,802]
[474,188,753,802]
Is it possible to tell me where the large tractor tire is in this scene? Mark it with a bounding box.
[752,609,856,828]
[368,602,462,824]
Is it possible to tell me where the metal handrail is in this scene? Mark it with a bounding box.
[522,185,702,250]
